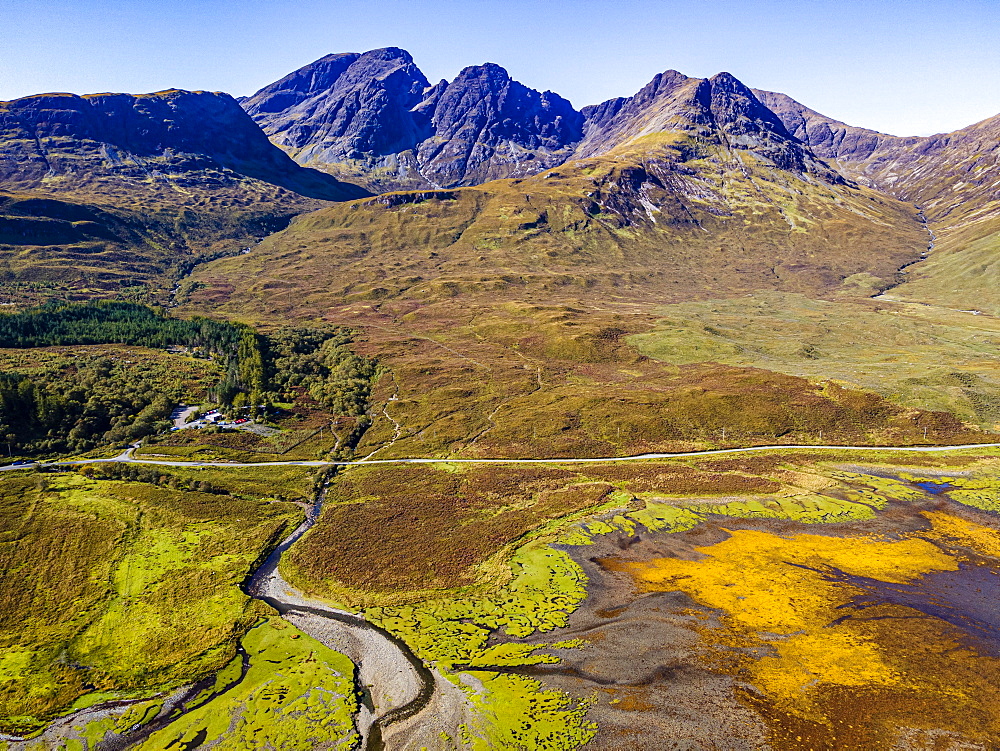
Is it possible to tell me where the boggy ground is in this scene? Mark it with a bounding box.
[496,457,1000,750]
[275,450,1000,750]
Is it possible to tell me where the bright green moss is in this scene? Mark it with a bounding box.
[463,672,597,751]
[135,618,359,751]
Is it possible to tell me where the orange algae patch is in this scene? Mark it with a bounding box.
[924,510,1000,557]
[611,530,956,633]
[604,530,960,718]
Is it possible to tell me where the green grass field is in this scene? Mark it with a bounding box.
[133,618,359,751]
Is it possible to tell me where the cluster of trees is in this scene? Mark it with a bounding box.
[0,299,267,409]
[76,462,226,493]
[0,304,379,456]
[0,357,179,455]
[265,326,377,416]
[0,300,245,351]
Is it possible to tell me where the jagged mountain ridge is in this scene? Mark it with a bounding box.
[241,48,899,194]
[245,48,1000,220]
[210,47,937,318]
[755,87,1000,224]
[244,47,1000,314]
[193,63,929,321]
[243,47,584,193]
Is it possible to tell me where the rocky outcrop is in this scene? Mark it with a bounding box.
[575,70,841,184]
[751,89,901,163]
[243,47,432,168]
[414,63,583,187]
[576,69,694,156]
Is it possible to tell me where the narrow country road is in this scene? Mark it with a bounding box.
[4,441,1000,473]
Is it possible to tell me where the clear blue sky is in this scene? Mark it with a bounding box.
[1,0,998,136]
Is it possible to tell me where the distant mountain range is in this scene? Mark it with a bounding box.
[0,46,997,311]
[240,48,998,217]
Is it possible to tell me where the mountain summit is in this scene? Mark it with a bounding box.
[0,88,363,203]
[243,49,846,193]
[243,48,584,192]
[0,87,367,294]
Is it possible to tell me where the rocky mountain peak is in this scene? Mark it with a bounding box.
[242,50,586,191]
[241,52,360,115]
[695,72,816,172]
[412,61,583,187]
[242,47,431,165]
[424,62,583,150]
[241,51,858,192]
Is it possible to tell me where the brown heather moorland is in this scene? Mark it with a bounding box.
[177,140,999,609]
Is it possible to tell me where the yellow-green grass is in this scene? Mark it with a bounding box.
[330,316,991,465]
[0,473,301,735]
[169,125,940,465]
[368,542,598,750]
[134,618,359,751]
[182,127,924,324]
[143,427,340,462]
[630,291,1000,429]
[888,214,1000,317]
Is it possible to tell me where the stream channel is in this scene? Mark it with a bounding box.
[241,476,437,750]
[7,474,435,751]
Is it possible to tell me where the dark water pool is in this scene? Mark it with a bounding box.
[915,480,956,495]
[820,562,1000,657]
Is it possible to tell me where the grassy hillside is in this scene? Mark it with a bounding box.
[186,134,925,318]
[630,292,1000,430]
[884,213,1000,316]
[0,470,307,735]
[170,131,963,462]
[0,188,318,306]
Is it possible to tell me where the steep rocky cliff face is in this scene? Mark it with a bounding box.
[242,47,432,189]
[413,63,583,187]
[754,87,1000,223]
[243,49,583,191]
[204,63,927,321]
[577,71,840,181]
[757,88,1000,315]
